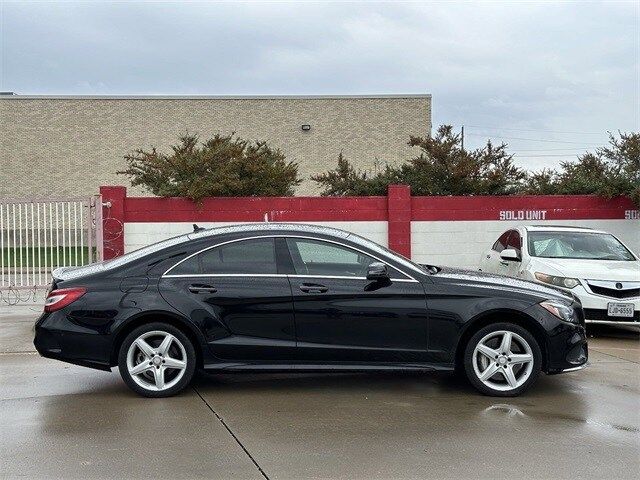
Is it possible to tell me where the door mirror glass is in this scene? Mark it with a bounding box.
[500,248,521,262]
[366,262,389,280]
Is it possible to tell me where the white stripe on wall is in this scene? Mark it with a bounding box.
[124,221,389,254]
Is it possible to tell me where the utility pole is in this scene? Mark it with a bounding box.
[461,125,465,151]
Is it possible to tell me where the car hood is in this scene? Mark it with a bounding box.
[427,265,573,302]
[529,258,640,281]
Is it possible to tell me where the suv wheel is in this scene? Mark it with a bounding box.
[118,322,196,398]
[463,322,541,396]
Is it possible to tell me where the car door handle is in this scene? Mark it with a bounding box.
[499,261,509,266]
[299,283,328,294]
[188,284,217,294]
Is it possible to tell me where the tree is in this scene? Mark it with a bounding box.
[402,126,525,196]
[310,152,400,196]
[312,125,526,196]
[118,133,301,202]
[524,131,640,206]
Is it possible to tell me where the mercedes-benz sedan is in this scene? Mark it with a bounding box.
[35,223,587,397]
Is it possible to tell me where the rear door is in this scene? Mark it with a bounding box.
[159,236,296,361]
[284,237,430,363]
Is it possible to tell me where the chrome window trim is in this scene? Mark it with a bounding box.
[164,273,288,278]
[163,273,419,283]
[162,234,418,281]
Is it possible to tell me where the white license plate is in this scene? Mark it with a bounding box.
[607,302,635,318]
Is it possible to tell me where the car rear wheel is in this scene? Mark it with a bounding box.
[118,322,196,398]
[463,322,541,396]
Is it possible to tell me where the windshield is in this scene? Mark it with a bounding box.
[528,231,636,261]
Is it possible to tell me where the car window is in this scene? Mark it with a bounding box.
[492,231,511,253]
[506,230,521,252]
[170,238,277,275]
[286,238,406,279]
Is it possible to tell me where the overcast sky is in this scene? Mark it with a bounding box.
[1,0,638,169]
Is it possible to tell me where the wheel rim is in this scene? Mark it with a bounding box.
[126,330,187,392]
[472,330,534,392]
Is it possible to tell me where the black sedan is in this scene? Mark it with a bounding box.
[35,223,588,397]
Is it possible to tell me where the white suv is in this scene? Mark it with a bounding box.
[479,226,640,326]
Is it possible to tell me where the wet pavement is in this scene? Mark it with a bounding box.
[1,310,638,479]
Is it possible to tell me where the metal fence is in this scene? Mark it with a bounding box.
[0,196,103,292]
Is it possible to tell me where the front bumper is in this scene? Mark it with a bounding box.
[572,285,640,325]
[525,303,589,374]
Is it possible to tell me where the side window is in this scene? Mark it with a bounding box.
[286,238,405,279]
[169,238,277,275]
[492,231,512,253]
[506,230,521,252]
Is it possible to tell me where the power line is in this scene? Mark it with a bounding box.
[465,125,606,135]
[465,133,603,145]
[513,148,594,152]
[513,154,581,157]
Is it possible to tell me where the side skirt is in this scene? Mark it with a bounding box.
[202,362,454,373]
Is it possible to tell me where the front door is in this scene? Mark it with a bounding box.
[159,236,296,361]
[284,237,429,363]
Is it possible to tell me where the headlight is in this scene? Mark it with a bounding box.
[540,300,578,323]
[534,272,580,289]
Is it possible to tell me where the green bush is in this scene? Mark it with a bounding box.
[118,133,301,203]
[523,131,640,206]
[313,125,525,197]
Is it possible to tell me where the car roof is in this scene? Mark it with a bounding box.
[522,225,607,234]
[188,222,352,241]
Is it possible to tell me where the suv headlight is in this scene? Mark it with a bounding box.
[540,300,578,323]
[534,272,580,289]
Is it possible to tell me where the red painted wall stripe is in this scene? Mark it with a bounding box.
[411,195,637,221]
[124,196,388,222]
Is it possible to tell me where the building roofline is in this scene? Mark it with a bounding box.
[0,93,431,100]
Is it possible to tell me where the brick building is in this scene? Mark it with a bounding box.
[0,94,431,197]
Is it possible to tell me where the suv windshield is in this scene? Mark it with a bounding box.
[528,231,635,261]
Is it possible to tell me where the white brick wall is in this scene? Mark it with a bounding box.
[124,221,388,253]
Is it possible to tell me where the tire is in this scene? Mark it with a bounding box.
[463,322,541,397]
[118,322,197,398]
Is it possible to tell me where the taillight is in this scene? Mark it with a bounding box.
[44,287,87,312]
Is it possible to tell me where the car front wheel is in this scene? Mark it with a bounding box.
[118,322,196,398]
[463,322,541,396]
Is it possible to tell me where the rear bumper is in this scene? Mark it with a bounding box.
[34,312,113,371]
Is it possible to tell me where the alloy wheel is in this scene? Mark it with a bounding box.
[126,330,188,392]
[472,330,534,392]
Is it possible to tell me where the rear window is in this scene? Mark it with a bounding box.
[169,238,277,275]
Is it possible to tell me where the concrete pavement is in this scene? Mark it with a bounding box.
[1,310,638,479]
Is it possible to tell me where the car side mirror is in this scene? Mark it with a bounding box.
[366,262,389,280]
[500,248,521,262]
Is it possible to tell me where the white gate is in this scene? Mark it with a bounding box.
[0,196,103,296]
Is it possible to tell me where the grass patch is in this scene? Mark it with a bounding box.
[1,246,96,268]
